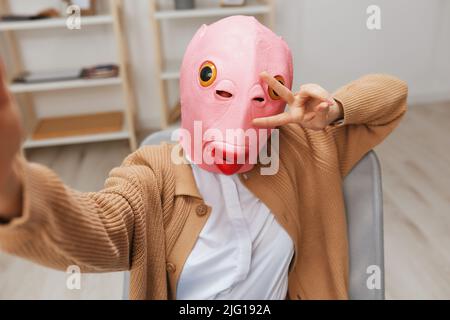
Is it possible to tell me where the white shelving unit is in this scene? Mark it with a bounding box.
[149,0,275,128]
[10,77,122,93]
[160,59,182,80]
[0,14,114,31]
[23,126,130,149]
[0,0,138,150]
[154,4,271,20]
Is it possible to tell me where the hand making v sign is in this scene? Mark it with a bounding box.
[253,72,344,130]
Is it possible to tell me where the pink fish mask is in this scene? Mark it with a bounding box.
[179,15,293,175]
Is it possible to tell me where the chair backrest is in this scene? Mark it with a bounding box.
[343,151,385,300]
[123,129,385,300]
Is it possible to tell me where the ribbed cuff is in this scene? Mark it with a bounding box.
[0,157,45,236]
[333,85,367,126]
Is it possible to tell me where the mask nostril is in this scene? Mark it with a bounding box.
[253,97,265,103]
[216,90,233,98]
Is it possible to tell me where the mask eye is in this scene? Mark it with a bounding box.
[268,75,285,100]
[199,61,217,87]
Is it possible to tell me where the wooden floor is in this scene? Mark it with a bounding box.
[0,103,449,299]
[377,102,450,299]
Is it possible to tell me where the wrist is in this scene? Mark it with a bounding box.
[0,167,22,221]
[328,98,344,125]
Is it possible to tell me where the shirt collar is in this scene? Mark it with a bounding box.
[171,144,203,200]
[170,143,265,200]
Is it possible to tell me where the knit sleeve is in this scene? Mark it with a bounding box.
[0,150,160,273]
[329,74,408,177]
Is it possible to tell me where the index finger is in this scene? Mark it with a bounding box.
[260,71,295,105]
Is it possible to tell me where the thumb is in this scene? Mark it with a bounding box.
[316,101,330,115]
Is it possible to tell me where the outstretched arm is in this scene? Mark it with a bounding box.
[0,61,157,273]
[0,152,159,273]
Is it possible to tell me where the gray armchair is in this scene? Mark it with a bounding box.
[123,129,385,300]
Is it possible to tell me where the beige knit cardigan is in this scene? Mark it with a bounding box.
[0,74,407,300]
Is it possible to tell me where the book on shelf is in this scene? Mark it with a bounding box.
[0,8,60,21]
[13,64,120,84]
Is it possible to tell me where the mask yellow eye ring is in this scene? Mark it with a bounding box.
[268,75,286,100]
[199,61,217,87]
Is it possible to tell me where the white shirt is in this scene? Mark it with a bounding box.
[176,164,294,300]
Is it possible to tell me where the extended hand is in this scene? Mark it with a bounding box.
[253,72,343,130]
[0,59,23,219]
